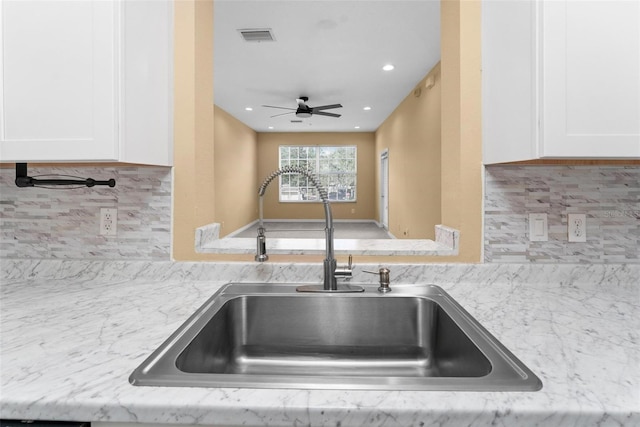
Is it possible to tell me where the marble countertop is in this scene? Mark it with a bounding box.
[194,223,459,256]
[197,236,458,256]
[1,260,638,426]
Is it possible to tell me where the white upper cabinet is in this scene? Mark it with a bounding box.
[483,0,640,164]
[0,0,173,165]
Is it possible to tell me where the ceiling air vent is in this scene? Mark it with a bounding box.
[290,120,303,123]
[238,28,275,42]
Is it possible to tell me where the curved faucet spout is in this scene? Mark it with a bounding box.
[256,166,343,291]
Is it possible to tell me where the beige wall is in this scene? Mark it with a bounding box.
[257,132,376,221]
[439,0,482,262]
[172,0,216,261]
[214,106,258,237]
[375,64,441,240]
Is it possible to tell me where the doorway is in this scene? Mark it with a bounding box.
[380,149,389,230]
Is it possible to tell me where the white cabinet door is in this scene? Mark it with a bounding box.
[0,1,117,162]
[120,0,173,166]
[482,0,539,164]
[483,0,640,163]
[541,0,640,158]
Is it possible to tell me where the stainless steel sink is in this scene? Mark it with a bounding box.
[130,283,542,391]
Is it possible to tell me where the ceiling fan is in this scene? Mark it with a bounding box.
[262,96,342,119]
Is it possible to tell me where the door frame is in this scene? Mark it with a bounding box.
[380,149,389,230]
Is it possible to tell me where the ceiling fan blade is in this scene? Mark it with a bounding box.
[270,111,295,118]
[311,104,343,111]
[262,105,296,111]
[313,111,341,118]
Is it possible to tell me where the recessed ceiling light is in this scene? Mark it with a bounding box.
[245,107,253,111]
[363,106,371,111]
[268,126,274,129]
[354,126,360,129]
[382,64,395,71]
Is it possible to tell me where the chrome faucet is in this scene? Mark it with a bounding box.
[256,166,363,293]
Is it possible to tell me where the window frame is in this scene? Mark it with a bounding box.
[278,145,357,203]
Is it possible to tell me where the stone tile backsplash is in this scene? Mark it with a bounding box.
[484,165,639,263]
[0,166,171,260]
[2,164,638,264]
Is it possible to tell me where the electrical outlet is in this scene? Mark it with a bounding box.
[568,213,586,242]
[100,208,117,236]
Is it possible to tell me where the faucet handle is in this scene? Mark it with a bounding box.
[363,268,391,293]
[334,254,354,280]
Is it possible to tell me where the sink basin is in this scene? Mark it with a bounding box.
[130,283,542,391]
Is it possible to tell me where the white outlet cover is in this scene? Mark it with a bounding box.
[528,213,548,242]
[568,213,586,242]
[100,208,118,236]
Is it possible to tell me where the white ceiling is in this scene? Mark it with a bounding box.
[213,0,440,133]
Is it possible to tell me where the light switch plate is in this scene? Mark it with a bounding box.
[528,213,548,242]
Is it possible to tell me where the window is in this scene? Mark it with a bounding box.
[279,145,357,202]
